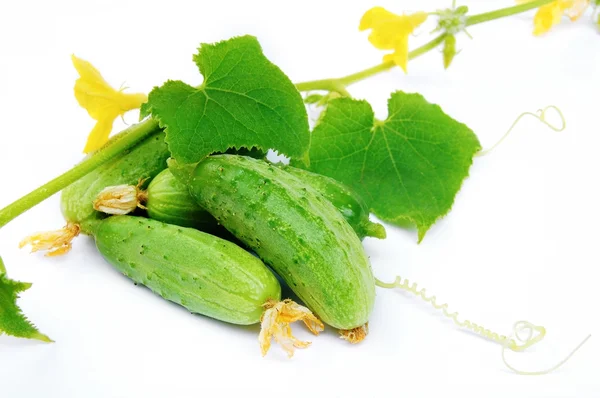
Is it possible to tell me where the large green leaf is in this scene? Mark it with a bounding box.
[301,92,481,242]
[143,35,310,165]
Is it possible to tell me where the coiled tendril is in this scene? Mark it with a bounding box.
[476,105,566,157]
[376,276,590,375]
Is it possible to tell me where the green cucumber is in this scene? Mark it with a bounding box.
[278,165,386,240]
[146,169,218,231]
[144,169,246,247]
[186,154,375,330]
[89,215,281,325]
[146,162,385,241]
[61,130,169,233]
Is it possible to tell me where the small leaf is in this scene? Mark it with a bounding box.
[143,35,310,165]
[298,92,481,242]
[0,257,52,342]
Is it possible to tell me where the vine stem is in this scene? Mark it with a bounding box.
[466,0,552,26]
[295,0,554,93]
[0,119,158,228]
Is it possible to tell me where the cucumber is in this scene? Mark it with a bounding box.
[186,154,375,330]
[61,130,169,233]
[89,215,281,325]
[146,162,385,241]
[278,165,386,240]
[146,169,218,231]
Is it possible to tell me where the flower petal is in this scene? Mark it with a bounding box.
[83,117,117,154]
[71,55,110,89]
[93,182,147,215]
[258,299,324,358]
[19,223,81,257]
[533,2,566,35]
[380,35,411,72]
[359,6,396,31]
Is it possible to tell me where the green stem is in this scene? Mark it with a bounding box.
[295,34,446,93]
[295,0,554,93]
[295,79,344,94]
[342,34,447,87]
[0,256,5,274]
[0,119,159,228]
[466,0,553,27]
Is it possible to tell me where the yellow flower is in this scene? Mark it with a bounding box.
[72,55,147,154]
[359,7,428,72]
[518,0,590,35]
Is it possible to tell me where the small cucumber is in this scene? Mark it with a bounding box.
[61,130,169,232]
[146,169,218,231]
[144,169,246,247]
[278,165,386,240]
[186,154,375,330]
[89,215,281,325]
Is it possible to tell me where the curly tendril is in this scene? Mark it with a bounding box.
[375,276,526,349]
[502,323,591,376]
[477,105,566,157]
[376,275,590,375]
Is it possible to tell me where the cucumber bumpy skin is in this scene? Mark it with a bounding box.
[61,130,169,233]
[144,169,247,247]
[146,169,218,231]
[147,162,384,241]
[187,154,376,330]
[90,216,281,325]
[279,165,386,240]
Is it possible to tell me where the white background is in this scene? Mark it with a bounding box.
[0,0,598,397]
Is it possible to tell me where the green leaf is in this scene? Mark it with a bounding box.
[299,92,481,242]
[0,257,52,342]
[143,35,310,165]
